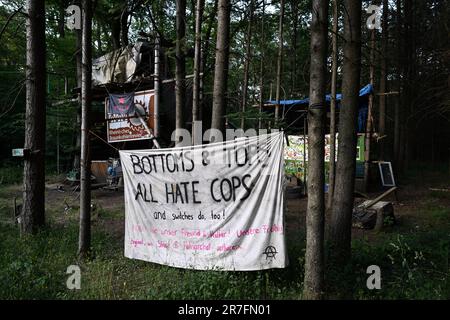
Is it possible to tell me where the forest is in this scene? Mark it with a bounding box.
[0,0,449,301]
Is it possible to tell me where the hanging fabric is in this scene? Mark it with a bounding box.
[108,93,136,115]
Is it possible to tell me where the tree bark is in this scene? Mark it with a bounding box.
[21,0,46,234]
[58,3,66,38]
[303,0,328,300]
[96,21,103,56]
[111,17,121,50]
[393,0,402,167]
[329,0,361,265]
[363,30,375,192]
[327,0,338,209]
[175,0,186,144]
[378,0,388,159]
[275,0,285,123]
[240,0,254,129]
[120,5,129,47]
[79,0,92,258]
[201,0,218,75]
[259,0,265,129]
[211,0,231,134]
[73,3,82,171]
[290,0,299,96]
[192,0,204,143]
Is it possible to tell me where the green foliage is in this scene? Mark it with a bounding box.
[0,166,22,185]
[0,192,448,300]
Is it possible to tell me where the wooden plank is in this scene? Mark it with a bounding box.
[363,186,397,209]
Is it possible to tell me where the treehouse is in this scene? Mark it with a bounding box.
[262,84,380,193]
[76,37,194,159]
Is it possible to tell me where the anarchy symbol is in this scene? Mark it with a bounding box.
[263,246,278,260]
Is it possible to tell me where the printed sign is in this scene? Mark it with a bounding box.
[119,132,287,271]
[106,90,154,143]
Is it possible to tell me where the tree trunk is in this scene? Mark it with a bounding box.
[290,0,299,96]
[21,0,46,234]
[211,0,231,134]
[73,8,82,171]
[201,0,219,75]
[120,6,129,47]
[329,0,361,266]
[79,0,92,258]
[58,3,66,38]
[111,18,121,50]
[393,0,402,167]
[175,0,186,144]
[303,0,328,300]
[378,0,388,159]
[240,0,254,129]
[275,0,285,123]
[258,0,265,129]
[327,0,338,209]
[192,0,204,143]
[363,30,375,192]
[402,0,415,171]
[96,21,103,56]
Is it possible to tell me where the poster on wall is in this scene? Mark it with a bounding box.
[120,132,288,271]
[106,90,154,143]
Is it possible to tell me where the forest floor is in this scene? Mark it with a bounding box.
[0,163,449,299]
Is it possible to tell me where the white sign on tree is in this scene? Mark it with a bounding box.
[120,132,288,271]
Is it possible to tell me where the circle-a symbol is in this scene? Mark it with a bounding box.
[263,246,278,260]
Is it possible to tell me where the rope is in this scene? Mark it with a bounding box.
[89,130,120,152]
[309,102,326,109]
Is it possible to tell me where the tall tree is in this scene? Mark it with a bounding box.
[327,0,338,209]
[363,29,375,192]
[21,0,46,234]
[192,0,204,143]
[393,0,402,168]
[73,0,82,172]
[289,0,299,96]
[175,0,186,144]
[329,0,362,265]
[57,1,67,38]
[258,0,266,129]
[79,0,93,258]
[201,0,218,76]
[274,0,285,123]
[120,4,129,46]
[240,0,255,129]
[211,0,231,134]
[303,0,328,300]
[378,0,388,159]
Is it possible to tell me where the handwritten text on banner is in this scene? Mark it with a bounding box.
[119,132,287,270]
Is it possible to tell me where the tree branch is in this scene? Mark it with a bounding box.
[0,6,23,41]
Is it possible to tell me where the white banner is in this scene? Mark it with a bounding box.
[119,132,287,271]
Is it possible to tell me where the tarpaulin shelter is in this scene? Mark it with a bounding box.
[266,84,373,133]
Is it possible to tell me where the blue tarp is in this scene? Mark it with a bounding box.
[267,84,373,133]
[267,84,373,107]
